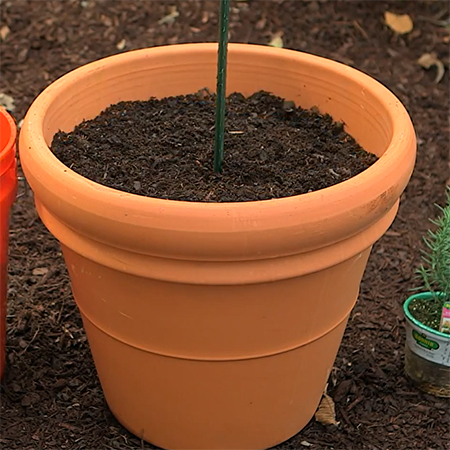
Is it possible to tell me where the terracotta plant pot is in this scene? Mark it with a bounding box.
[404,293,450,397]
[0,106,17,379]
[19,44,416,449]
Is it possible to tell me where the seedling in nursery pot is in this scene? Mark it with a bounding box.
[403,187,450,397]
[18,1,417,448]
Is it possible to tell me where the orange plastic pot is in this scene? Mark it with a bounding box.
[0,106,17,378]
[19,44,416,449]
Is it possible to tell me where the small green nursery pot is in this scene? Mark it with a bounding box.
[403,293,450,397]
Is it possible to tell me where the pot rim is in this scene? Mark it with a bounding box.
[20,43,415,213]
[0,106,17,178]
[18,43,416,264]
[404,292,450,340]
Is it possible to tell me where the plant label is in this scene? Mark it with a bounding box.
[440,302,450,334]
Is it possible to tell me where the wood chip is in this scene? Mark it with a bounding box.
[201,11,209,24]
[0,25,10,41]
[32,267,48,276]
[116,39,126,50]
[385,230,402,237]
[255,16,267,30]
[158,6,179,25]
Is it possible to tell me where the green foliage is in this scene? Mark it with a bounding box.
[416,187,450,305]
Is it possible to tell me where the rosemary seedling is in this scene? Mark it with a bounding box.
[410,188,450,331]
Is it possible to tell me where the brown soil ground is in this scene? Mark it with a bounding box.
[1,1,449,449]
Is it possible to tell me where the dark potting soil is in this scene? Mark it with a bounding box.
[51,90,378,202]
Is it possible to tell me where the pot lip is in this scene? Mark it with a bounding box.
[403,292,450,340]
[20,43,416,214]
[0,105,17,177]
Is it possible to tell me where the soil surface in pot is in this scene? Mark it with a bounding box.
[409,297,448,332]
[51,91,377,202]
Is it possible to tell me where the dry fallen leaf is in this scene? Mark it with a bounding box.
[158,6,179,25]
[315,393,339,426]
[384,11,414,35]
[417,52,445,84]
[32,267,49,276]
[268,32,283,48]
[0,92,15,111]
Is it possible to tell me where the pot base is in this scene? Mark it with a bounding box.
[82,310,349,450]
[405,345,450,398]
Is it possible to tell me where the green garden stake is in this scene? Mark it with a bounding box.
[214,0,230,174]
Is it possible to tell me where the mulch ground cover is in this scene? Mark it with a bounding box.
[1,1,449,449]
